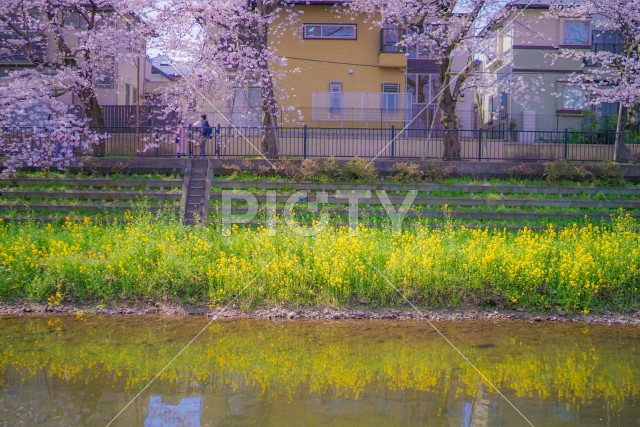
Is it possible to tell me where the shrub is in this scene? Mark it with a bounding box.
[423,162,454,182]
[300,159,321,181]
[505,163,537,180]
[342,157,378,182]
[274,160,302,181]
[543,161,588,182]
[585,162,627,186]
[319,157,340,180]
[387,162,424,183]
[222,163,243,180]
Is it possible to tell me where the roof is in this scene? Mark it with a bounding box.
[481,1,552,34]
[505,1,551,9]
[149,55,192,80]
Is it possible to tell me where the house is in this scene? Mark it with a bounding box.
[144,55,190,98]
[0,6,146,121]
[271,0,478,130]
[480,1,622,135]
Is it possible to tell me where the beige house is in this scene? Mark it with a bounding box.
[481,2,621,134]
[0,8,146,118]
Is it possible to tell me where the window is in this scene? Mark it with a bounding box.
[63,12,89,30]
[96,58,116,88]
[382,83,400,93]
[563,21,590,45]
[382,83,400,112]
[592,30,623,54]
[381,26,403,53]
[561,85,586,110]
[231,87,262,126]
[329,81,342,109]
[407,44,430,59]
[406,74,440,105]
[304,24,356,40]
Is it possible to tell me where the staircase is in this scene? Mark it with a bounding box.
[181,158,213,225]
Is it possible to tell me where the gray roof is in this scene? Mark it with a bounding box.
[149,55,192,79]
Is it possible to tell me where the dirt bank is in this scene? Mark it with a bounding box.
[2,301,640,325]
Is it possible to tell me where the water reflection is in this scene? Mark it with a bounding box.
[145,396,202,427]
[0,316,639,426]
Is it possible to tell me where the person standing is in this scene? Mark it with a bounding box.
[174,122,186,157]
[192,114,212,157]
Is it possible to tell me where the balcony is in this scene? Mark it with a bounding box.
[379,27,406,68]
[311,92,412,123]
[0,32,46,65]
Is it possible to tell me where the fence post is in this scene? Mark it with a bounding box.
[154,128,159,157]
[563,128,568,160]
[216,124,221,159]
[188,125,193,158]
[303,125,308,159]
[477,129,482,161]
[391,125,396,159]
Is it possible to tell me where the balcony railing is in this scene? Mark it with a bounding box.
[311,92,412,122]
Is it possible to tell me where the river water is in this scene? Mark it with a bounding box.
[0,315,639,426]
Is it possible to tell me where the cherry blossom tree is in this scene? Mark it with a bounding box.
[548,0,640,161]
[0,0,150,172]
[0,69,102,176]
[347,0,500,158]
[0,0,148,126]
[153,0,302,158]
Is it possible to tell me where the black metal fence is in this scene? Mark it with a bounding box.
[3,126,639,162]
[71,105,181,128]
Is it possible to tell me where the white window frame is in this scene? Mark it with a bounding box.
[382,83,400,112]
[562,20,591,46]
[303,24,357,40]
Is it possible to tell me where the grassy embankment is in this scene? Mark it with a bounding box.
[1,212,639,313]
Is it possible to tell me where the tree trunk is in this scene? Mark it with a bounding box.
[613,104,635,162]
[438,61,462,160]
[441,104,461,159]
[261,75,279,159]
[79,88,105,156]
[262,110,279,159]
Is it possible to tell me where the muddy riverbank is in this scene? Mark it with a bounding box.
[2,301,640,325]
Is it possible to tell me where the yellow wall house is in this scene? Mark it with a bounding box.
[272,0,478,130]
[272,0,407,128]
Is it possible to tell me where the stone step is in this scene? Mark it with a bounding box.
[191,160,208,168]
